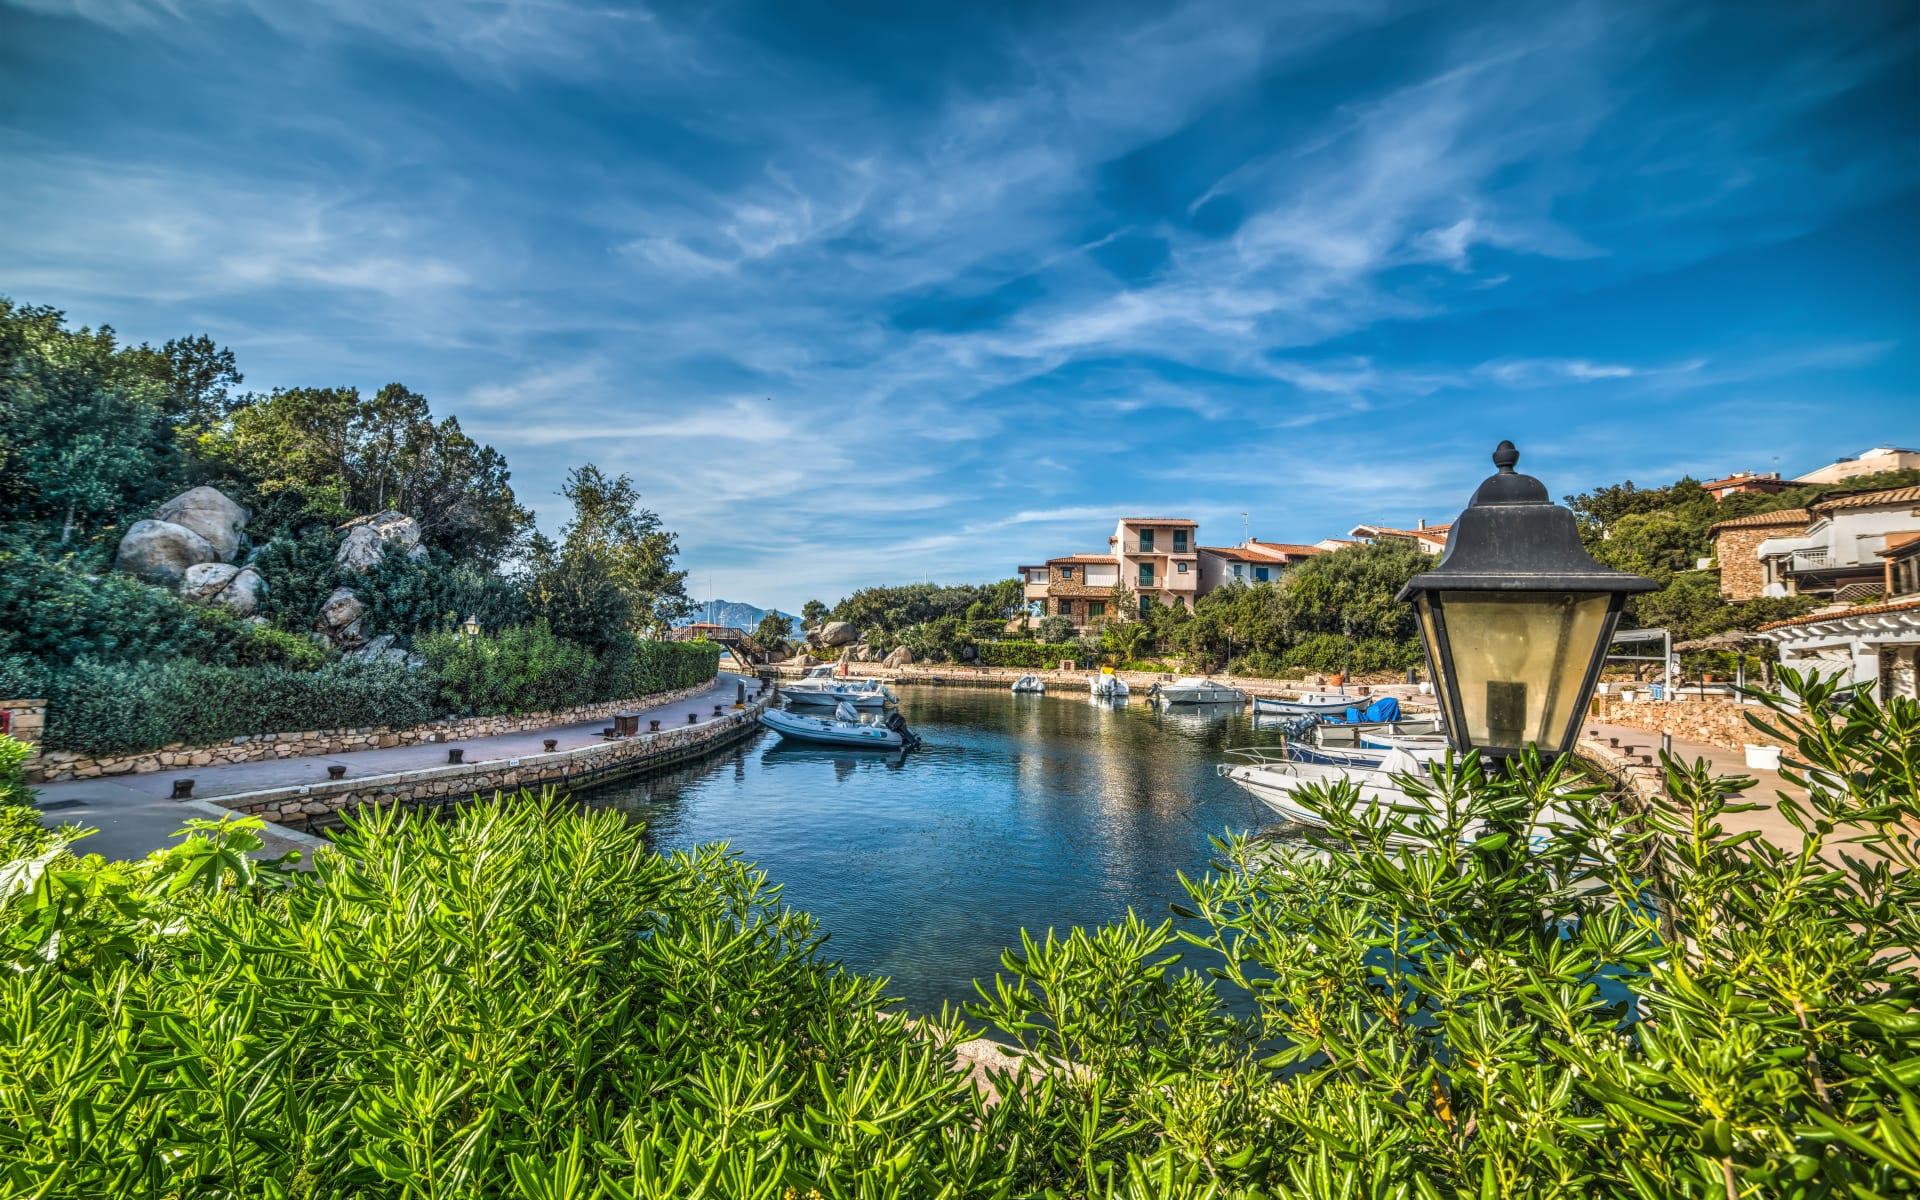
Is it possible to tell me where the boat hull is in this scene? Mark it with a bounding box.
[759,709,906,749]
[1252,695,1352,716]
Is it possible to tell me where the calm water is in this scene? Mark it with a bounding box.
[576,685,1301,1013]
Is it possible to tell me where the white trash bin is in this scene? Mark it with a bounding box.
[1743,744,1782,770]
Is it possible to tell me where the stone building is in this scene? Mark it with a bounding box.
[1707,509,1811,600]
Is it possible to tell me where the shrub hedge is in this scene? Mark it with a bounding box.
[418,620,601,716]
[23,658,442,757]
[978,641,1082,669]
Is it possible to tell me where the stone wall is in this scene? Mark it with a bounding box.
[771,662,1437,705]
[1713,521,1803,600]
[1,701,45,777]
[219,699,765,830]
[1590,694,1791,751]
[28,681,721,784]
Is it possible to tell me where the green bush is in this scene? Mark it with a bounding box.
[978,641,1081,669]
[595,633,721,700]
[34,658,441,756]
[1279,630,1420,674]
[2,677,1912,1196]
[417,620,600,716]
[0,536,232,666]
[0,734,32,808]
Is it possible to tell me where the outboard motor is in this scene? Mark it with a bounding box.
[834,700,860,723]
[883,711,921,750]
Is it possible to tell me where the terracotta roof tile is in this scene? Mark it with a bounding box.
[1249,540,1327,557]
[1811,485,1920,513]
[1759,595,1920,631]
[1118,517,1198,526]
[1707,508,1810,534]
[1046,553,1116,564]
[1883,531,1920,555]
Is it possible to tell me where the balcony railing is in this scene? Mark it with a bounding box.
[1789,548,1833,572]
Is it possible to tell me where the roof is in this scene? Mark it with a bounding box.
[1117,517,1198,526]
[1759,595,1920,631]
[1811,485,1920,514]
[1351,522,1450,542]
[1706,508,1810,535]
[1045,553,1115,564]
[1251,540,1326,556]
[1884,531,1920,556]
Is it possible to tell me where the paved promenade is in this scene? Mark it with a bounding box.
[31,673,757,862]
[1578,716,1808,850]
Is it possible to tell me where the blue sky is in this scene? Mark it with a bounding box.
[2,0,1915,611]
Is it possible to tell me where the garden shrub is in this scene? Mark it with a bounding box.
[978,641,1082,669]
[1279,630,1420,675]
[417,619,600,716]
[0,675,1912,1197]
[595,633,721,700]
[0,537,234,666]
[34,658,441,756]
[0,735,32,808]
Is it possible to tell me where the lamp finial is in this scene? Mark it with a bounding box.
[1493,440,1520,474]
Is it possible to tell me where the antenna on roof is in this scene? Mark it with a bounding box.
[1241,511,1249,547]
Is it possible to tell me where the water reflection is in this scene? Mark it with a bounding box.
[576,685,1294,1013]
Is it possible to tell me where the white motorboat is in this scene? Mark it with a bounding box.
[783,667,899,708]
[1011,674,1046,694]
[1252,693,1353,716]
[1219,748,1571,849]
[1089,671,1129,698]
[1150,677,1246,705]
[760,702,920,750]
[1221,749,1433,830]
[1358,731,1451,755]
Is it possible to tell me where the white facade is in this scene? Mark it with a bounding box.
[1754,499,1920,598]
[1794,446,1920,486]
[1763,604,1920,698]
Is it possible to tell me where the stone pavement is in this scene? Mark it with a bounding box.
[1579,716,1808,850]
[30,673,756,862]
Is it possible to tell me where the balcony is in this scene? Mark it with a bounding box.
[1789,548,1834,572]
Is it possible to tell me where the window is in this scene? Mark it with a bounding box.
[1139,563,1154,586]
[1138,528,1154,553]
[1088,601,1106,618]
[1059,565,1074,581]
[1255,566,1270,582]
[1232,563,1244,577]
[1174,530,1188,553]
[1176,561,1189,574]
[1057,600,1074,617]
[1139,594,1152,617]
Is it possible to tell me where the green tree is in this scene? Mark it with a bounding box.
[521,530,633,651]
[119,333,243,430]
[1036,614,1074,644]
[557,465,691,627]
[800,599,829,630]
[749,611,791,655]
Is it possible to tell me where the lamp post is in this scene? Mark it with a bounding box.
[462,614,481,642]
[1396,442,1656,760]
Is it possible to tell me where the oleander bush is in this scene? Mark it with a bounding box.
[0,735,31,808]
[596,633,722,700]
[29,657,442,757]
[419,619,601,716]
[0,674,1913,1197]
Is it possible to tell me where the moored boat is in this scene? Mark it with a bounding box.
[1011,674,1046,694]
[1251,693,1353,716]
[1149,677,1246,705]
[1089,670,1129,698]
[760,703,920,750]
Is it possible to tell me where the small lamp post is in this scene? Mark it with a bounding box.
[462,614,481,642]
[1397,442,1656,759]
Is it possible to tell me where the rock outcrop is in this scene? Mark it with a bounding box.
[817,621,857,647]
[154,486,248,563]
[177,562,266,617]
[316,587,368,647]
[335,511,425,574]
[114,520,218,585]
[883,646,913,668]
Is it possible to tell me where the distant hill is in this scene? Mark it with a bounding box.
[674,599,801,636]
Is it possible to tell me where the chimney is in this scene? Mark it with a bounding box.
[1417,518,1426,530]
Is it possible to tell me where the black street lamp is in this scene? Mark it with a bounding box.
[1397,441,1657,759]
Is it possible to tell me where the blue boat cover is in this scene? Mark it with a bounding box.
[1339,697,1402,724]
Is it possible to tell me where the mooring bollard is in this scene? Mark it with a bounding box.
[736,681,746,708]
[1608,736,1619,748]
[714,704,724,716]
[171,778,195,799]
[649,719,660,732]
[688,712,698,725]
[327,765,347,780]
[448,748,464,764]
[543,738,558,752]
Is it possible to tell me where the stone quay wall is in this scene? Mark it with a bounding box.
[770,662,1436,705]
[1,699,46,753]
[218,699,766,831]
[1589,694,1792,752]
[27,681,720,784]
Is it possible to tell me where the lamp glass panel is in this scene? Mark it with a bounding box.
[1435,591,1610,751]
[1414,594,1456,730]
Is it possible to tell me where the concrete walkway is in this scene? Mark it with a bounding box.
[30,673,756,863]
[1578,718,1808,850]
